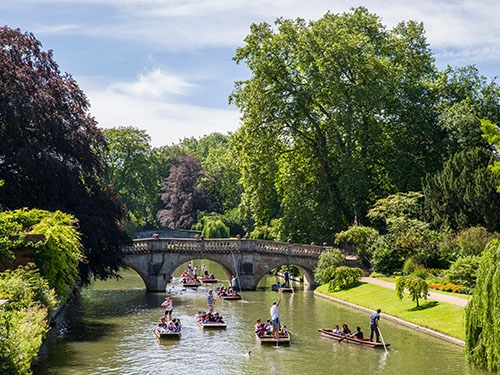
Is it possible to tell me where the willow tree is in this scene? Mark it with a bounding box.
[465,240,500,372]
[230,7,442,243]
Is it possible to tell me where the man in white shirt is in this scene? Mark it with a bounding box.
[270,298,281,338]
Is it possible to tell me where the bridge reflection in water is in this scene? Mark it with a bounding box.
[122,238,332,291]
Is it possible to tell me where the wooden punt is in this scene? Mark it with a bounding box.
[271,284,293,292]
[201,277,218,283]
[255,330,291,345]
[219,294,242,300]
[182,281,201,288]
[195,320,227,329]
[318,328,390,348]
[153,328,181,339]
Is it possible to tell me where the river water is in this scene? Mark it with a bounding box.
[33,264,490,375]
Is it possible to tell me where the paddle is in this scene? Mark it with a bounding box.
[377,327,388,353]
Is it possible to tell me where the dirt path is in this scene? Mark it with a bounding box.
[362,277,469,307]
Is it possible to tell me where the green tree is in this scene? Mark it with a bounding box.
[435,66,500,156]
[465,240,500,372]
[335,225,379,267]
[327,266,364,292]
[102,127,159,234]
[0,27,129,284]
[230,8,441,242]
[368,192,448,274]
[313,248,344,284]
[395,274,429,307]
[423,148,500,232]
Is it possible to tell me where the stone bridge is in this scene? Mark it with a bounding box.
[122,238,331,291]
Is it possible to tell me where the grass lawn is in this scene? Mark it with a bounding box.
[316,283,465,341]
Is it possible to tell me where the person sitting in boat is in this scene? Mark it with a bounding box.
[264,319,272,332]
[255,319,262,333]
[349,326,363,339]
[279,325,288,336]
[213,312,224,323]
[333,324,342,335]
[342,323,351,335]
[195,311,206,322]
[256,323,266,334]
[172,319,181,333]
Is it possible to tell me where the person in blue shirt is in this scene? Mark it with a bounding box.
[369,308,381,342]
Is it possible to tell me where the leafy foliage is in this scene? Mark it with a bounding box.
[454,226,499,257]
[313,248,345,284]
[102,127,160,233]
[395,275,429,307]
[0,264,56,374]
[335,225,379,267]
[192,215,230,238]
[447,256,480,288]
[157,155,221,229]
[0,27,130,284]
[0,209,83,299]
[465,240,500,371]
[423,148,500,232]
[327,266,364,292]
[230,7,444,243]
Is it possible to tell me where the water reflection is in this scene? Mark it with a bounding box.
[33,267,490,375]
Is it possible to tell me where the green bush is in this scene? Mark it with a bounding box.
[0,209,83,300]
[327,266,364,292]
[0,264,55,374]
[447,256,480,288]
[314,248,344,284]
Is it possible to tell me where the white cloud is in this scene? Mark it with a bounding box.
[82,71,241,147]
[106,69,195,98]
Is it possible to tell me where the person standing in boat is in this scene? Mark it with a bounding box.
[369,308,382,342]
[207,289,215,313]
[283,269,290,287]
[161,297,173,321]
[270,298,281,339]
[231,275,238,291]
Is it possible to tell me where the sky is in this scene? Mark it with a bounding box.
[2,0,500,147]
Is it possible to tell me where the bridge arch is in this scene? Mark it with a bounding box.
[122,238,330,292]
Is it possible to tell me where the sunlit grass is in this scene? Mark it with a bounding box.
[316,283,465,341]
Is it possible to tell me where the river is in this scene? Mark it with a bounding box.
[33,263,490,375]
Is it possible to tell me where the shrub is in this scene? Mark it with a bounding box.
[327,266,364,292]
[314,248,344,284]
[447,256,480,288]
[0,264,55,374]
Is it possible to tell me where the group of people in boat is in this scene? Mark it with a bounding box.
[156,316,181,334]
[201,273,216,281]
[254,318,289,337]
[195,311,225,324]
[181,263,218,284]
[332,323,364,340]
[214,285,240,297]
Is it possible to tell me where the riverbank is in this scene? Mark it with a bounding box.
[315,282,465,346]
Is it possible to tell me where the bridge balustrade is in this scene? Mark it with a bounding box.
[123,238,329,259]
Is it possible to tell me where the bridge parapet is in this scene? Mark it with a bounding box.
[123,238,329,259]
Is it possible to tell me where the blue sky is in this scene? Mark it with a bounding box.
[3,0,500,147]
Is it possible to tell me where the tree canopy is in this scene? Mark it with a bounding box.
[0,27,129,284]
[157,155,221,229]
[230,7,445,243]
